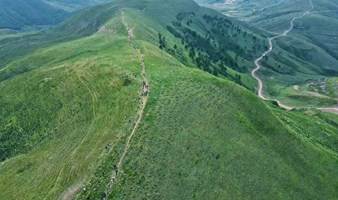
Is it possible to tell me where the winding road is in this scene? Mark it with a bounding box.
[251,0,338,113]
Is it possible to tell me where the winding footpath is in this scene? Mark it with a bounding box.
[251,0,338,114]
[104,11,150,199]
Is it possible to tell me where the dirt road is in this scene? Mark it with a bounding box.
[250,0,338,113]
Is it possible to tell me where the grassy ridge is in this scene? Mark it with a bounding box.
[107,40,338,200]
[77,10,337,200]
[0,1,337,199]
[114,1,267,90]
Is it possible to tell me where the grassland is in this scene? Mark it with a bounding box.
[108,41,337,200]
[0,0,337,200]
[0,32,142,199]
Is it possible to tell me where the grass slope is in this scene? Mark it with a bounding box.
[0,33,142,199]
[111,0,268,90]
[0,0,337,200]
[106,40,338,200]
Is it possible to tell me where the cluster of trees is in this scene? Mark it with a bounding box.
[160,12,272,85]
[176,12,196,22]
[158,33,186,63]
[167,14,241,73]
[203,14,233,28]
[158,33,167,49]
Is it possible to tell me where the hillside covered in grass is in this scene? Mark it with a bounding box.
[0,0,337,200]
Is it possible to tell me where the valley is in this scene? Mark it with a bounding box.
[199,0,338,109]
[252,0,313,110]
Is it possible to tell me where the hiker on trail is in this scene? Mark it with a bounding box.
[142,81,149,96]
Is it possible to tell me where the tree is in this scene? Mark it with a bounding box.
[158,33,167,49]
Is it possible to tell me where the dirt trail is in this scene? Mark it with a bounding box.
[44,70,98,200]
[251,0,338,113]
[0,66,9,73]
[103,11,150,199]
[319,107,338,114]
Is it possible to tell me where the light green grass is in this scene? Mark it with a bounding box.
[0,33,142,199]
[0,1,337,200]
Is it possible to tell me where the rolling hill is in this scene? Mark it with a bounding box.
[43,0,110,11]
[0,0,67,30]
[0,0,110,31]
[0,0,337,200]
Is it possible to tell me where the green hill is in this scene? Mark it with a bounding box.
[0,0,337,200]
[0,0,68,30]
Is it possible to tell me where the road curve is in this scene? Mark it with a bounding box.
[251,0,332,112]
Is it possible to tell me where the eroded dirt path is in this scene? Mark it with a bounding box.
[103,11,150,199]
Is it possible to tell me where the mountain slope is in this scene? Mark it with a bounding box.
[0,0,337,200]
[43,0,110,11]
[0,0,110,31]
[0,0,67,30]
[0,3,117,69]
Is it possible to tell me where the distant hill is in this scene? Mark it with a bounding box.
[0,0,67,30]
[0,0,110,30]
[43,0,110,11]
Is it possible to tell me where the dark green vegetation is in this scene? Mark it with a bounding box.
[165,12,265,85]
[0,0,337,200]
